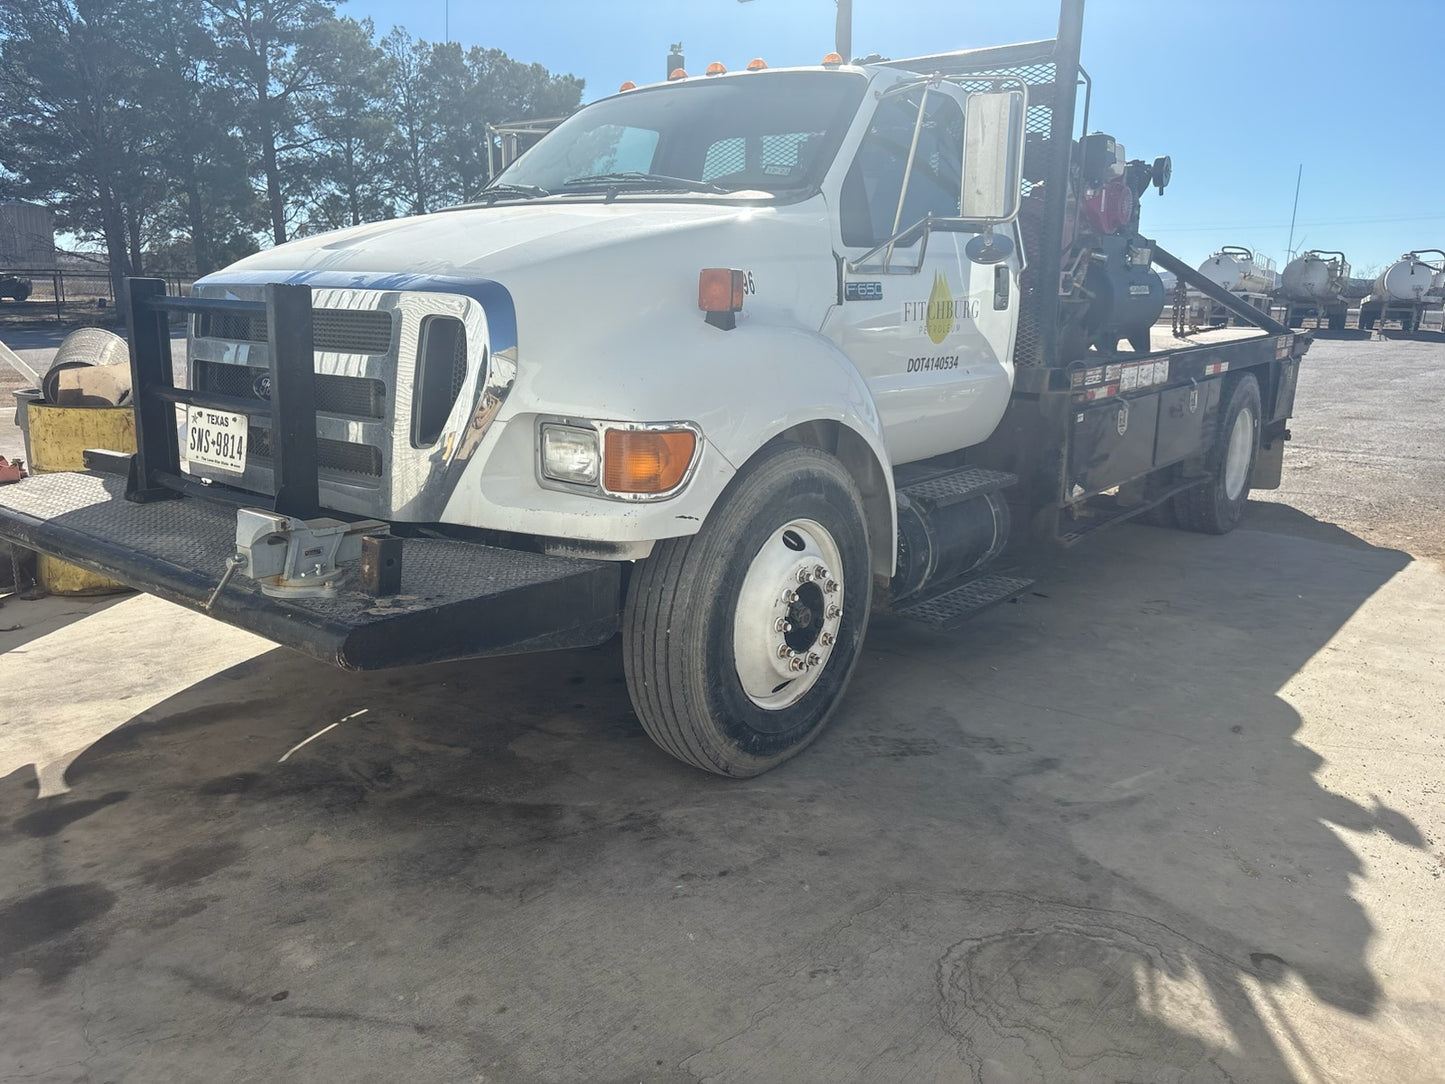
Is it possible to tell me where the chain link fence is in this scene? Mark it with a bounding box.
[0,267,192,326]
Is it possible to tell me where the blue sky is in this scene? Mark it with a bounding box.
[345,0,1445,274]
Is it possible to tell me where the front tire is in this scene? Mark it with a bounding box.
[1174,374,1262,535]
[623,442,872,777]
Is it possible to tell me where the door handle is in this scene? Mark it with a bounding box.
[993,265,1010,310]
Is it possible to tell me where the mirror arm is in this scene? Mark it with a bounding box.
[848,215,934,275]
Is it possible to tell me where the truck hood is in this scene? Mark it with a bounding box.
[207,201,776,282]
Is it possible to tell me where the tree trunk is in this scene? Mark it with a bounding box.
[257,79,286,246]
[127,206,144,276]
[98,184,131,310]
[185,170,212,275]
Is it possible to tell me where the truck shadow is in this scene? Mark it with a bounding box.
[0,511,1428,1081]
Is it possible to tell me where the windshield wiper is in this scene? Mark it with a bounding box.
[478,182,551,203]
[563,172,727,194]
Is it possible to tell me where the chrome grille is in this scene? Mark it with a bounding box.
[248,425,384,479]
[195,359,386,419]
[196,308,395,355]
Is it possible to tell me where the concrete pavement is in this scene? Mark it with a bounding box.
[2,519,1441,1081]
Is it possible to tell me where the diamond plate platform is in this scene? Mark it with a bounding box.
[891,572,1033,629]
[0,472,621,669]
[898,467,1017,506]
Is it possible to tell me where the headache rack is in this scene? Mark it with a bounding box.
[884,11,1288,376]
[120,277,323,517]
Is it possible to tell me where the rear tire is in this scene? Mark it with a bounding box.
[1174,374,1261,535]
[623,442,872,777]
[1327,308,1346,331]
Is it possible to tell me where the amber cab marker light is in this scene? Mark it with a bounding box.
[821,52,843,65]
[604,429,696,494]
[706,62,727,75]
[668,67,688,81]
[747,58,768,71]
[619,80,637,92]
[698,268,746,313]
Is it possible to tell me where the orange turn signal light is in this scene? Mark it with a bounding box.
[604,429,697,494]
[821,52,843,65]
[668,67,688,81]
[706,61,726,75]
[747,57,768,71]
[699,268,746,313]
[619,80,637,92]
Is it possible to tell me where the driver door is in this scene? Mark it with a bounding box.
[823,83,1019,465]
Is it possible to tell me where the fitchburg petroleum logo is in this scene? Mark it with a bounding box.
[902,271,981,345]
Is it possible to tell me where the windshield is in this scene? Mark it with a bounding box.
[494,71,867,197]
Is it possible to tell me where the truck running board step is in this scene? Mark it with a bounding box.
[897,466,1016,506]
[892,572,1033,629]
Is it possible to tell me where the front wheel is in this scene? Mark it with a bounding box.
[623,442,872,776]
[1174,374,1261,535]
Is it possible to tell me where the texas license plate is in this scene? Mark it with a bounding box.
[185,407,248,474]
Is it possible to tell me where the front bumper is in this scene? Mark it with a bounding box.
[0,472,621,670]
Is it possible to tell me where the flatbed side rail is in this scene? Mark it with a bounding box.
[125,277,320,517]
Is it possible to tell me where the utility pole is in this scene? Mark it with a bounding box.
[1285,163,1302,263]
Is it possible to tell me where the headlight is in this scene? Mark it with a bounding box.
[540,423,600,485]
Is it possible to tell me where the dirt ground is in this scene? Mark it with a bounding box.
[1,327,1443,1082]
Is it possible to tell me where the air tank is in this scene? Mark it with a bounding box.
[1279,250,1349,303]
[1197,245,1275,295]
[1374,253,1440,302]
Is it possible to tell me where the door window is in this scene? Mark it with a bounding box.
[840,89,964,247]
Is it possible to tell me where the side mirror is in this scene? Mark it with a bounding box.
[961,89,1026,223]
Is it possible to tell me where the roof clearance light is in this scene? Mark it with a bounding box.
[747,58,768,71]
[698,268,746,313]
[604,429,697,495]
[619,80,637,91]
[706,62,726,75]
[668,67,688,81]
[821,52,843,66]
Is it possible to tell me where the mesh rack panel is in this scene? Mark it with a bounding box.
[196,307,395,355]
[195,359,386,419]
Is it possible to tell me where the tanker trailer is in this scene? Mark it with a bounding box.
[1277,250,1351,330]
[1192,245,1276,326]
[1358,250,1445,332]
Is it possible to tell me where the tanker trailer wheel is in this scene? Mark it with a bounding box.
[1327,307,1347,331]
[623,442,871,777]
[1174,374,1261,535]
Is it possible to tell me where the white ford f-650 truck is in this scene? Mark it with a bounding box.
[0,0,1307,775]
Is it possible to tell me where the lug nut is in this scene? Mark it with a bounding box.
[797,567,813,584]
[788,656,807,672]
[824,579,839,594]
[806,652,822,668]
[774,617,790,632]
[813,564,828,581]
[777,643,792,659]
[786,590,799,604]
[827,604,842,620]
[820,632,834,647]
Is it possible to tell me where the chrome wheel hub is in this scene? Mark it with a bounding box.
[733,519,845,709]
